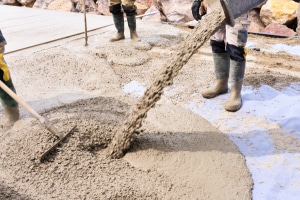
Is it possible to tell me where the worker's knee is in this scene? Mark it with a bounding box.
[109,3,122,15]
[210,40,226,53]
[226,44,246,62]
[122,4,137,16]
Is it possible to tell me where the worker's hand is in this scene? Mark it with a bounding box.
[191,0,202,21]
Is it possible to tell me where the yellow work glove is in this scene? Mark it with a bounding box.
[0,53,10,81]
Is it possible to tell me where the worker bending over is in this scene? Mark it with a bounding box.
[0,30,19,128]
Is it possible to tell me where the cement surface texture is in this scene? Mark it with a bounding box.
[1,5,300,200]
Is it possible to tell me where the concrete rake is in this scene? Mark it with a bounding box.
[0,80,76,162]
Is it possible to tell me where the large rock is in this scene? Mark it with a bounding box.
[47,0,71,11]
[97,0,110,15]
[2,0,22,6]
[3,0,48,7]
[142,0,193,23]
[33,0,55,9]
[248,8,266,32]
[136,0,152,7]
[263,22,297,36]
[260,0,299,26]
[97,0,149,16]
[96,0,193,24]
[17,0,35,6]
[70,0,99,13]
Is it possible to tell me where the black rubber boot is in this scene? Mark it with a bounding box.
[202,53,230,98]
[110,14,125,42]
[224,60,246,112]
[127,15,140,42]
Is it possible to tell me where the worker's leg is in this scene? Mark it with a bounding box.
[224,14,250,112]
[109,0,125,42]
[202,25,229,98]
[123,0,140,41]
[0,46,19,127]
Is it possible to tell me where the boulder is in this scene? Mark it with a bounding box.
[97,0,194,23]
[3,0,47,7]
[248,8,266,32]
[136,0,152,7]
[97,0,150,16]
[260,0,299,26]
[69,0,99,14]
[17,0,35,7]
[135,2,149,15]
[263,22,297,36]
[47,0,71,12]
[97,0,110,15]
[33,0,55,9]
[2,0,22,6]
[142,0,194,24]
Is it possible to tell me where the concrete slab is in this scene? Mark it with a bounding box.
[0,5,113,53]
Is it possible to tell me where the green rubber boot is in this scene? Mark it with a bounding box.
[224,60,246,112]
[0,78,19,128]
[110,14,125,42]
[127,15,140,42]
[0,78,18,108]
[202,53,230,98]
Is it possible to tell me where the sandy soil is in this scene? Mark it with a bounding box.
[1,14,300,199]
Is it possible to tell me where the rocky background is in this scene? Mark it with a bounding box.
[1,0,300,35]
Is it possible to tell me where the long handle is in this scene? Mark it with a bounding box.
[0,80,42,120]
[83,0,88,46]
[0,80,63,138]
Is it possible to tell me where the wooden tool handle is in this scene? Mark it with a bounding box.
[0,80,63,138]
[0,80,43,121]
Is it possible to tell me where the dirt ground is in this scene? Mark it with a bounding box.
[1,16,300,199]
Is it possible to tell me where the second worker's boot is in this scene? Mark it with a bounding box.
[202,52,230,98]
[224,60,246,112]
[127,14,140,42]
[110,13,125,42]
